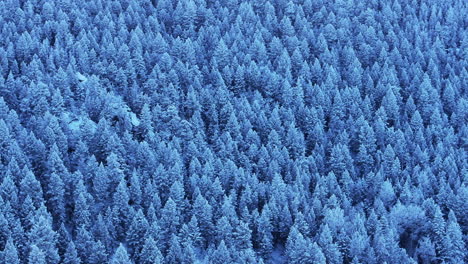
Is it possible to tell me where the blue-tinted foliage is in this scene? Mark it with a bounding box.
[0,0,466,263]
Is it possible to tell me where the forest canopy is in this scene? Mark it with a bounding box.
[0,0,466,263]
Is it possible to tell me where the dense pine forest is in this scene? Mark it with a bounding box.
[0,0,466,263]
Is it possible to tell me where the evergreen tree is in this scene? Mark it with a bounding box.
[180,215,203,248]
[329,143,353,176]
[215,216,233,246]
[92,163,110,203]
[75,225,94,263]
[381,87,399,126]
[256,206,273,258]
[63,241,81,264]
[443,220,465,263]
[233,220,253,251]
[88,240,108,264]
[159,198,180,252]
[112,178,132,240]
[110,244,132,264]
[318,225,342,264]
[28,245,47,264]
[92,214,112,250]
[416,237,436,264]
[3,238,20,264]
[192,194,214,245]
[19,169,43,208]
[140,236,163,264]
[73,192,91,229]
[129,170,142,207]
[126,209,149,260]
[165,234,183,264]
[168,180,187,215]
[46,172,65,222]
[211,240,232,264]
[28,210,59,264]
[286,226,326,264]
[431,206,446,256]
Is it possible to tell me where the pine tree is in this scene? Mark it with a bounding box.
[215,216,233,246]
[74,192,91,229]
[318,225,342,264]
[286,124,306,159]
[28,245,47,264]
[379,180,396,208]
[6,221,25,260]
[159,198,180,252]
[75,225,94,263]
[168,180,187,215]
[256,206,273,259]
[165,234,183,264]
[28,210,59,264]
[356,118,376,174]
[214,39,230,70]
[286,226,325,264]
[112,178,132,240]
[329,143,353,176]
[128,170,142,208]
[431,206,445,256]
[110,244,132,264]
[419,75,439,123]
[17,196,34,234]
[416,237,436,264]
[107,153,126,190]
[211,240,232,264]
[92,214,112,251]
[63,241,81,264]
[46,172,65,222]
[348,230,370,262]
[19,169,43,208]
[233,220,253,251]
[138,103,153,139]
[126,209,149,260]
[3,238,20,264]
[93,163,110,203]
[88,240,108,264]
[192,194,214,245]
[443,220,465,263]
[180,215,203,248]
[140,236,163,264]
[381,87,399,126]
